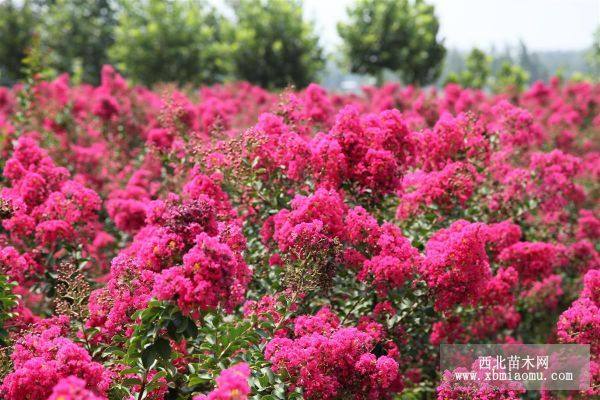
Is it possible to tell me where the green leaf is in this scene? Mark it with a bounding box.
[153,337,172,360]
[141,346,158,369]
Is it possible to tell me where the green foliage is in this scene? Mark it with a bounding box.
[15,32,56,126]
[105,297,300,399]
[493,61,530,94]
[444,48,531,94]
[0,0,38,85]
[445,48,491,89]
[108,300,198,399]
[337,0,445,85]
[39,0,117,85]
[231,0,324,89]
[586,26,600,79]
[0,275,19,346]
[187,310,297,399]
[0,0,326,88]
[109,0,232,86]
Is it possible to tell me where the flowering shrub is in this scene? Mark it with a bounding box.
[47,376,106,400]
[193,363,251,400]
[0,67,598,399]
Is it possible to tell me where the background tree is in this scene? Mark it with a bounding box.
[0,0,38,85]
[586,26,600,79]
[445,48,491,89]
[493,61,530,95]
[230,0,323,89]
[338,0,445,86]
[39,0,117,84]
[109,0,232,86]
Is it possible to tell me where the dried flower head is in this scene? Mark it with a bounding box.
[0,198,13,220]
[282,237,343,293]
[53,260,92,321]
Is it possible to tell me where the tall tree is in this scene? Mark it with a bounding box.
[586,26,600,78]
[230,0,324,89]
[109,0,232,86]
[0,0,38,85]
[338,0,445,86]
[39,0,117,84]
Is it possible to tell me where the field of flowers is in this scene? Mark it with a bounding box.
[0,66,598,399]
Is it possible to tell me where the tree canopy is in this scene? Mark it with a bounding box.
[109,0,232,86]
[0,0,37,84]
[40,0,117,84]
[230,0,324,89]
[338,0,445,85]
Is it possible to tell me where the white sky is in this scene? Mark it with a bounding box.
[304,0,600,52]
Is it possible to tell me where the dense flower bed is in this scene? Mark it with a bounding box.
[0,66,598,399]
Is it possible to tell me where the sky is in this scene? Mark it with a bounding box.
[303,0,600,52]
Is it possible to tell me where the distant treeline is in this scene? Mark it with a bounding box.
[442,43,595,85]
[1,0,598,89]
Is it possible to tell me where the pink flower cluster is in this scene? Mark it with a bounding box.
[193,363,251,400]
[498,241,564,285]
[47,376,106,400]
[88,189,250,334]
[267,189,421,295]
[0,318,111,400]
[232,105,414,195]
[153,232,250,315]
[557,268,600,396]
[558,269,600,356]
[265,308,402,399]
[1,137,102,248]
[421,220,491,311]
[270,188,347,254]
[437,367,525,400]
